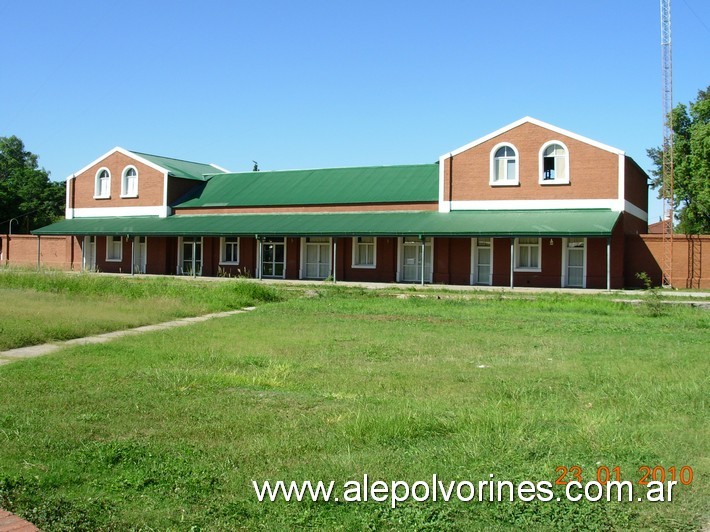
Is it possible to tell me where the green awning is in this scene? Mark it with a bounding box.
[33,210,620,238]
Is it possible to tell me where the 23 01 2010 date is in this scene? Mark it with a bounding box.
[555,465,693,486]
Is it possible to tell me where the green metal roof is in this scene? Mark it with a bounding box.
[173,164,439,207]
[131,151,223,181]
[33,210,620,237]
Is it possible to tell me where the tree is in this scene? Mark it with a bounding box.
[647,85,710,234]
[0,136,65,233]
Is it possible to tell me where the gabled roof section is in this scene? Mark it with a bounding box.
[443,117,625,159]
[129,151,226,181]
[173,164,439,208]
[66,147,227,182]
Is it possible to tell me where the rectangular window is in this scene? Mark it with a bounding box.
[220,237,240,264]
[352,237,376,268]
[515,237,540,271]
[106,236,122,262]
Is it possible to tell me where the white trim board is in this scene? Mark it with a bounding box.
[66,147,169,181]
[449,199,625,211]
[72,206,165,218]
[624,201,648,222]
[442,117,625,159]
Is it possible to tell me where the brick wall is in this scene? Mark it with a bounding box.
[625,234,709,288]
[443,121,620,202]
[71,151,165,209]
[1,234,80,270]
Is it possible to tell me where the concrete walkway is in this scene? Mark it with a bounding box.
[0,509,39,532]
[0,307,255,366]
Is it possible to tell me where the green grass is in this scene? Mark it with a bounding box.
[0,283,707,530]
[0,270,282,350]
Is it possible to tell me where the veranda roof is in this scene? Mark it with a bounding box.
[33,210,620,238]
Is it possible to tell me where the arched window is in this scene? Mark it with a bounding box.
[490,144,518,185]
[95,168,111,198]
[121,166,138,197]
[539,141,569,184]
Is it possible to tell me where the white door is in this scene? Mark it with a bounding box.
[181,237,202,276]
[83,236,96,271]
[565,238,585,288]
[473,238,492,285]
[401,237,432,283]
[303,237,331,279]
[136,237,147,274]
[262,238,286,278]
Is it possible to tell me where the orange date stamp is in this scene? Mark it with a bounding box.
[555,465,694,486]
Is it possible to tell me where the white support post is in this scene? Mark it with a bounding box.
[509,238,514,289]
[131,237,135,276]
[333,238,337,283]
[420,238,425,286]
[257,237,262,280]
[606,237,611,291]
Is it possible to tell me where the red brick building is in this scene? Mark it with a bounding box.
[31,117,652,289]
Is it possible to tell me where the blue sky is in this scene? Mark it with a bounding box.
[1,1,708,222]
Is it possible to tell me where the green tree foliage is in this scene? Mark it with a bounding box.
[0,136,65,233]
[647,86,710,234]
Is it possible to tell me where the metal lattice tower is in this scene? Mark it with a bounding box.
[660,0,674,287]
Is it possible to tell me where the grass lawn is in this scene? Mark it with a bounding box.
[0,270,281,351]
[0,279,707,530]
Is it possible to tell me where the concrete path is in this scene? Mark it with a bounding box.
[0,307,255,366]
[0,509,39,532]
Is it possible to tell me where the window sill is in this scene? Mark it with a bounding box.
[514,267,542,273]
[93,195,111,200]
[120,194,138,198]
[489,181,520,187]
[219,261,240,266]
[539,180,570,185]
[105,258,122,263]
[351,264,377,269]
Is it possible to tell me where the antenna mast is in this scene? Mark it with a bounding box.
[660,0,674,287]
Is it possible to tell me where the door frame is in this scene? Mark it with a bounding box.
[396,237,433,283]
[470,237,493,285]
[82,235,96,271]
[561,237,587,288]
[299,237,332,279]
[178,236,203,276]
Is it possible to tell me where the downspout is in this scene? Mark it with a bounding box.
[37,236,41,271]
[81,236,85,272]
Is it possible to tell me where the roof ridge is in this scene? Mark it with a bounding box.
[129,150,217,167]
[215,162,438,176]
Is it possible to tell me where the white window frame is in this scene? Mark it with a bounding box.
[94,167,111,199]
[539,140,570,185]
[105,235,123,262]
[514,237,541,272]
[219,236,240,265]
[351,236,377,269]
[489,143,519,186]
[121,165,139,198]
